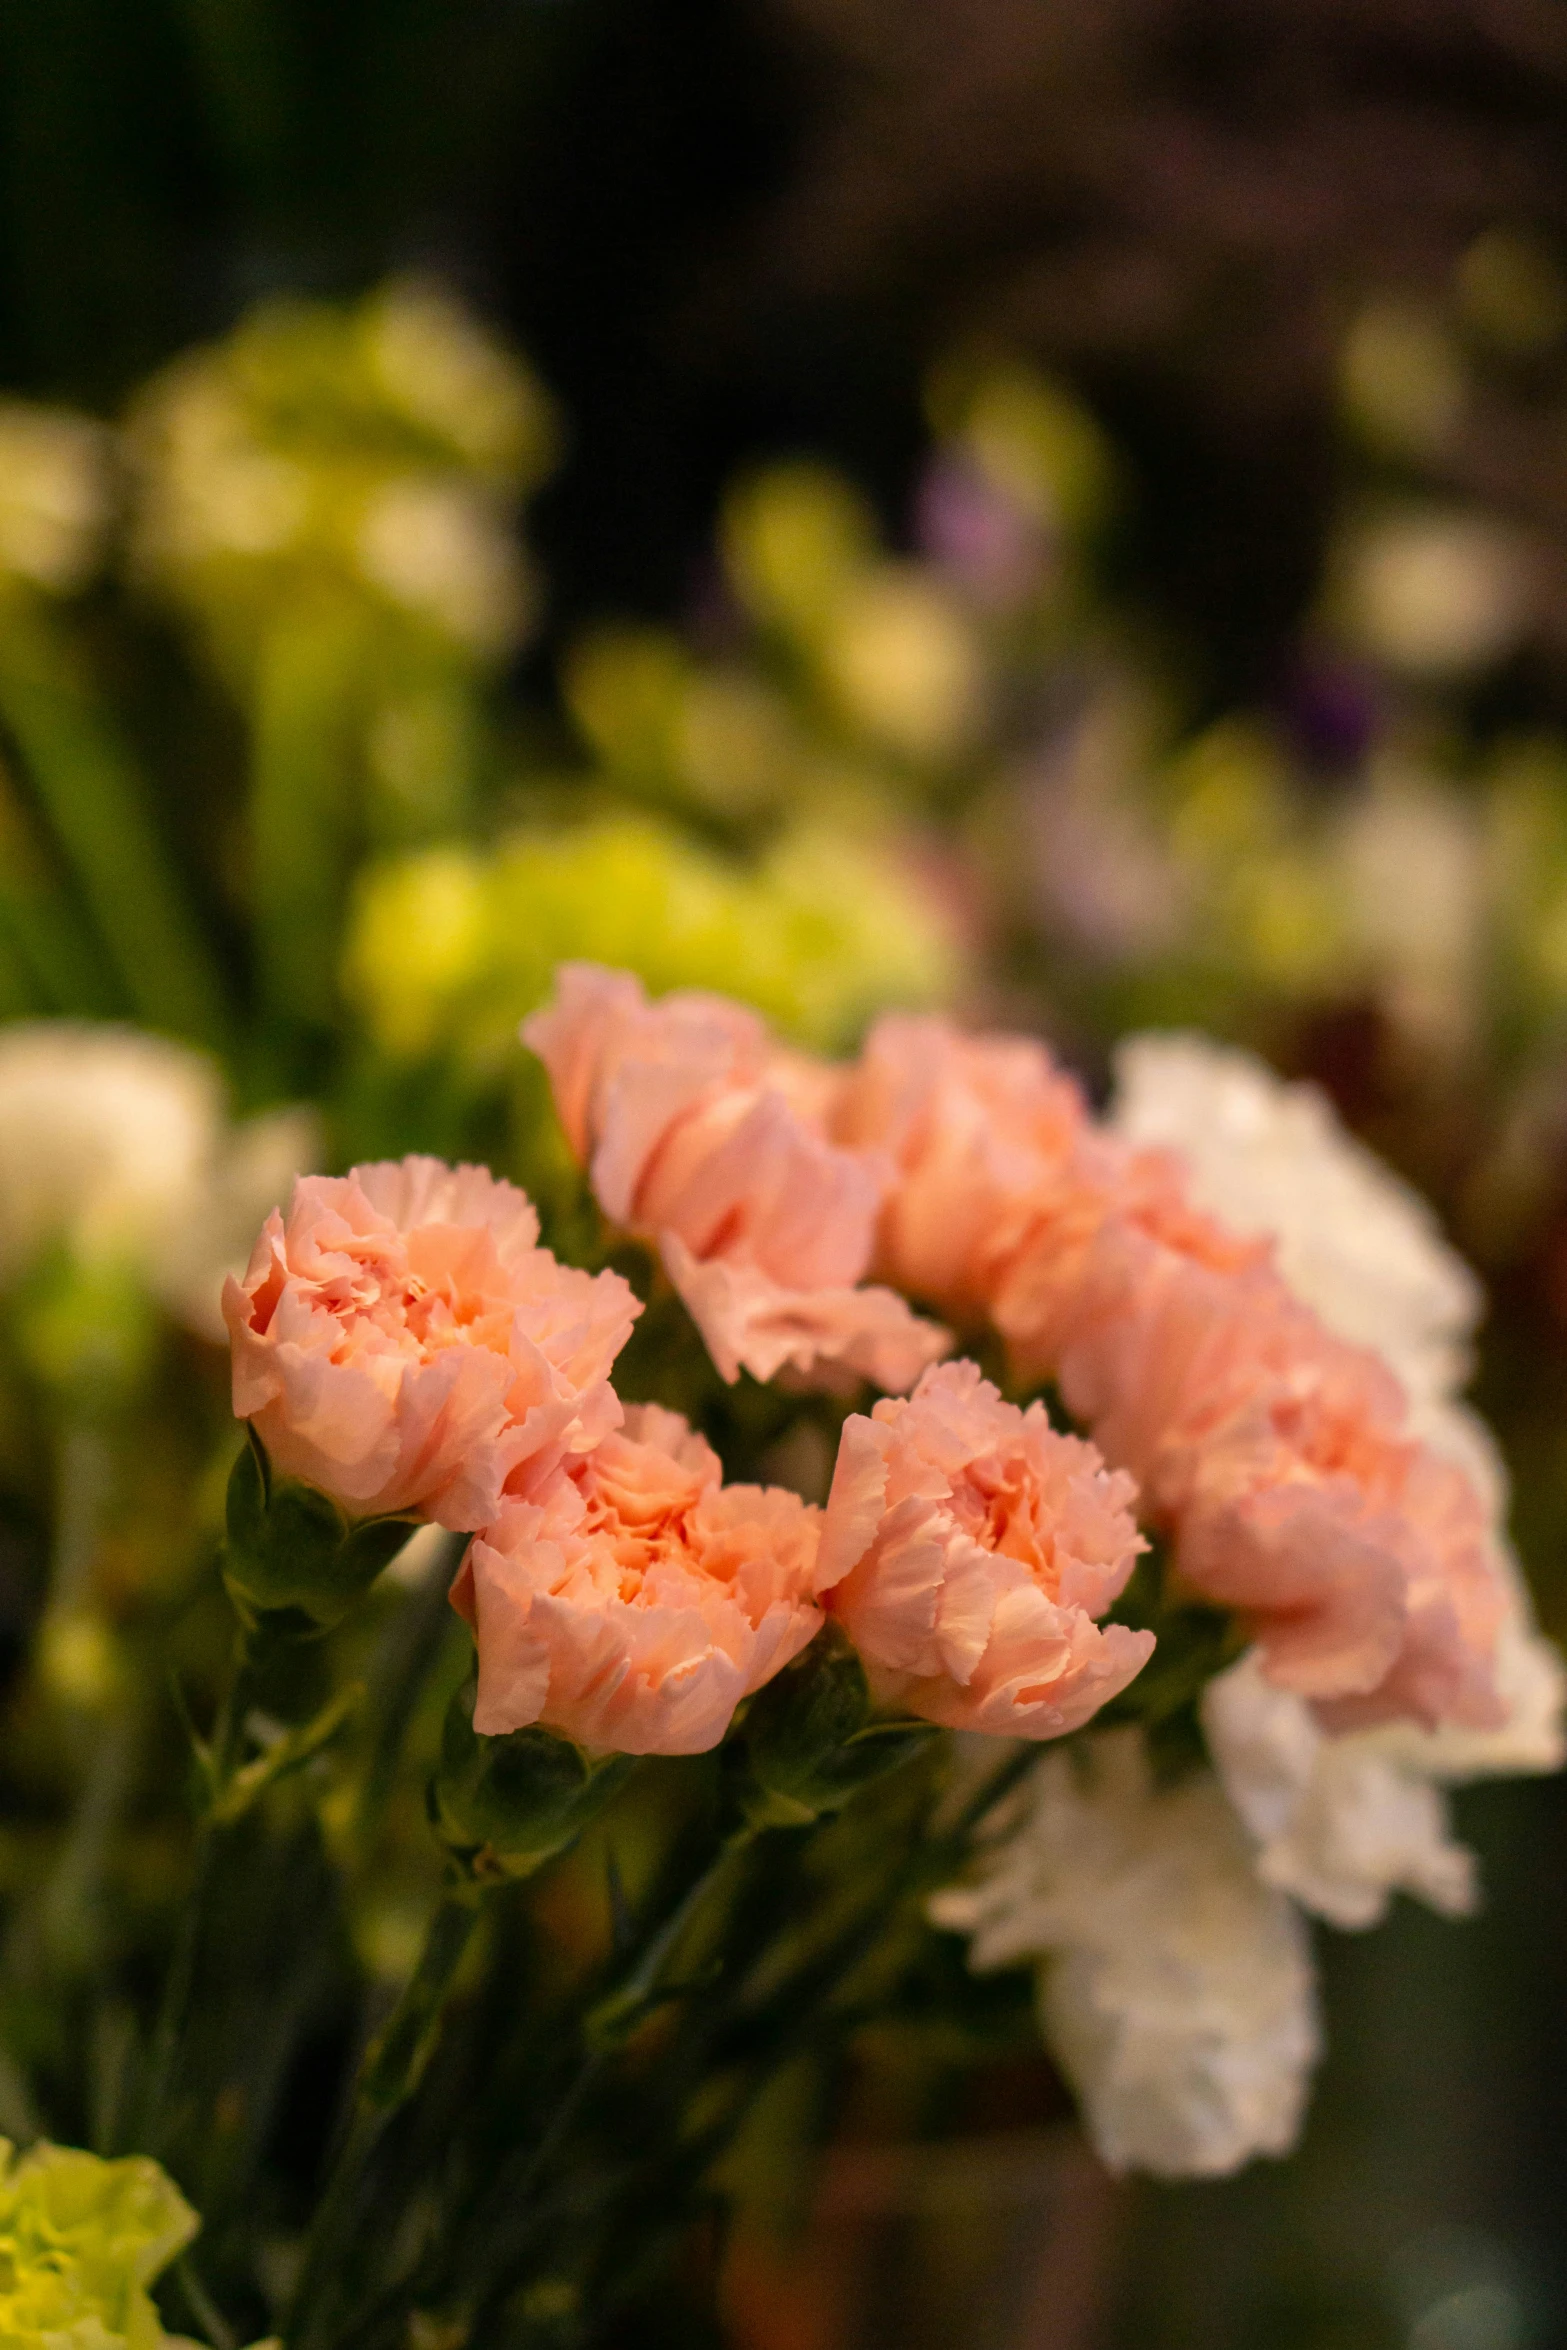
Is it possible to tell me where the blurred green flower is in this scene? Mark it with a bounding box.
[564,625,803,821]
[816,563,987,764]
[721,461,877,642]
[1162,720,1348,996]
[127,277,556,676]
[344,810,965,1068]
[1326,503,1535,680]
[1338,300,1468,462]
[0,2139,198,2350]
[719,460,989,769]
[927,351,1118,542]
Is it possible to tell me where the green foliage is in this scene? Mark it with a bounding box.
[1100,1541,1245,1781]
[344,808,964,1075]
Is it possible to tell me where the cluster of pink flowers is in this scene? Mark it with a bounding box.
[223,964,1507,1758]
[521,967,948,1391]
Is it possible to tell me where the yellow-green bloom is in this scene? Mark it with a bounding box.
[927,354,1117,542]
[344,810,964,1068]
[127,278,556,674]
[718,462,989,768]
[0,2140,198,2350]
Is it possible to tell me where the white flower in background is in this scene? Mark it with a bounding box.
[0,400,114,594]
[1112,1032,1565,1929]
[932,1731,1319,2179]
[1335,505,1534,679]
[0,1023,317,1339]
[1203,1609,1567,1932]
[154,1097,320,1343]
[1336,772,1486,1060]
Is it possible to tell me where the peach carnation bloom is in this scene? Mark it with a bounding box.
[452,1403,825,1753]
[840,1007,1507,1734]
[522,964,946,1390]
[224,1156,639,1529]
[818,1360,1154,1737]
[1051,1213,1504,1731]
[831,1014,1101,1326]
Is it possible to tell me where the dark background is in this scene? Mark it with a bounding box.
[9,0,1566,702]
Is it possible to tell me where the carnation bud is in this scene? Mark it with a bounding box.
[725,1622,935,1833]
[431,1675,634,1882]
[223,1426,418,1634]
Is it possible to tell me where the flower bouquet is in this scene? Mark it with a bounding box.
[0,279,1561,2350]
[3,947,1555,2350]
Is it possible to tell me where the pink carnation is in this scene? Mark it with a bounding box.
[993,1139,1267,1386]
[1050,1213,1504,1731]
[831,1015,1099,1325]
[224,1156,639,1530]
[451,1403,825,1753]
[818,1360,1154,1737]
[522,964,946,1391]
[847,1005,1507,1736]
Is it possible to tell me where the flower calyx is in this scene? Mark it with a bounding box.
[725,1622,936,1834]
[223,1425,419,1634]
[431,1675,634,1884]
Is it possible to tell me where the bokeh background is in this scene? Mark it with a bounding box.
[5,5,1567,2345]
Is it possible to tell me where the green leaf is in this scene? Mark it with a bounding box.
[726,1624,938,1831]
[0,601,229,1046]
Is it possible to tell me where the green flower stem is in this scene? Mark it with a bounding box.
[358,1880,486,2113]
[135,1617,284,2155]
[495,1820,759,2258]
[249,597,373,1044]
[580,1820,753,2059]
[295,1824,744,2348]
[460,1827,895,2337]
[437,1816,759,2335]
[943,1736,1040,1845]
[347,1532,467,1861]
[479,1748,1027,2331]
[23,1422,127,1981]
[286,1879,486,2350]
[0,599,228,1045]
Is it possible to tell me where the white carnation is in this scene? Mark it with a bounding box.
[0,1023,317,1338]
[1202,1653,1476,1929]
[1111,1032,1565,1926]
[931,1731,1320,2179]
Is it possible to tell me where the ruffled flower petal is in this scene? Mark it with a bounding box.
[932,1731,1320,2178]
[224,1156,638,1527]
[523,963,945,1390]
[453,1407,824,1754]
[822,1360,1151,1738]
